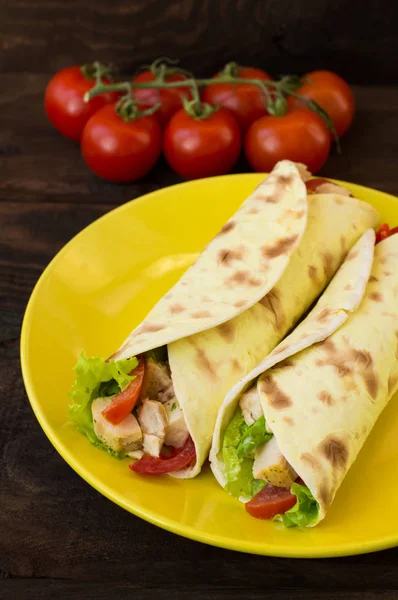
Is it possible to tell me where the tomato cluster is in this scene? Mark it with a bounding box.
[45,65,355,183]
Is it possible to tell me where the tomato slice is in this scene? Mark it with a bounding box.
[102,355,145,425]
[376,223,391,244]
[245,483,297,519]
[305,178,331,193]
[130,436,196,474]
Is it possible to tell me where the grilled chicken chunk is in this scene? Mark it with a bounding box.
[137,399,168,456]
[92,397,142,453]
[141,358,175,403]
[240,387,263,426]
[142,434,163,457]
[253,436,297,487]
[164,398,189,448]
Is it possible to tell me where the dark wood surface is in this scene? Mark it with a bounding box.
[1,0,398,84]
[2,70,398,599]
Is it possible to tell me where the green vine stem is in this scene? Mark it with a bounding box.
[137,56,193,80]
[81,61,112,82]
[83,59,340,146]
[84,75,278,99]
[115,95,161,121]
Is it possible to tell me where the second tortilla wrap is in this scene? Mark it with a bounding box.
[211,231,398,525]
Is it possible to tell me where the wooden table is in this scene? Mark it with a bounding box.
[2,76,398,599]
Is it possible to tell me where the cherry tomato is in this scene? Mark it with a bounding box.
[102,356,145,425]
[44,66,119,142]
[202,67,273,132]
[163,107,241,180]
[130,436,196,474]
[81,104,162,183]
[288,70,355,137]
[132,71,192,127]
[245,484,297,519]
[245,108,331,174]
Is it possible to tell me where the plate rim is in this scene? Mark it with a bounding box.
[20,173,398,558]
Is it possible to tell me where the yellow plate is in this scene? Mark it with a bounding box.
[21,174,398,558]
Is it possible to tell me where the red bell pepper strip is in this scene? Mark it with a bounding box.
[130,436,196,474]
[102,355,145,425]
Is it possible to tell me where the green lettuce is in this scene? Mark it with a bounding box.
[222,408,271,498]
[274,483,319,527]
[68,353,137,457]
[237,416,272,459]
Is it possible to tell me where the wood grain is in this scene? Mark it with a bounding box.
[1,581,398,600]
[1,0,398,84]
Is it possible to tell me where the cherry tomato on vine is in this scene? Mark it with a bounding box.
[81,104,162,183]
[244,108,331,174]
[132,71,192,127]
[44,66,119,142]
[288,70,355,137]
[163,106,241,180]
[202,66,273,132]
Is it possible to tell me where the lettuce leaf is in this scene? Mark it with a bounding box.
[222,408,270,498]
[237,416,272,459]
[68,353,137,457]
[274,483,319,527]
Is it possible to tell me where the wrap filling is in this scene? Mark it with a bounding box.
[222,385,319,526]
[69,348,195,474]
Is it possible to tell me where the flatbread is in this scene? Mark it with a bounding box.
[211,233,398,526]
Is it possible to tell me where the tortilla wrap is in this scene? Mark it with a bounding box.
[211,231,398,525]
[111,161,378,478]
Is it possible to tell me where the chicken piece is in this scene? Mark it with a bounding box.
[137,399,168,438]
[164,398,189,448]
[142,434,163,457]
[240,386,263,426]
[138,400,169,456]
[92,397,142,453]
[253,436,297,487]
[141,358,175,403]
[127,449,144,460]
